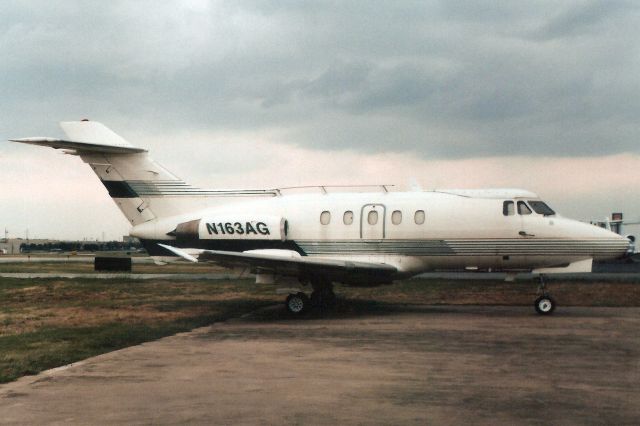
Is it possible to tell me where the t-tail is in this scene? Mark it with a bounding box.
[10,120,274,226]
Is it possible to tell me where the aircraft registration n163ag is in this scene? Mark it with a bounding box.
[11,121,633,315]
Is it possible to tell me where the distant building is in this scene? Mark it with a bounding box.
[0,238,38,255]
[591,212,640,240]
[122,235,140,244]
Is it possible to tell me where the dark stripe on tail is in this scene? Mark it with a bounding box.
[101,181,138,198]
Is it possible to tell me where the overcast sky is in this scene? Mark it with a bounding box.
[2,0,640,240]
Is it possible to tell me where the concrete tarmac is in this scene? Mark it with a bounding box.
[0,305,639,425]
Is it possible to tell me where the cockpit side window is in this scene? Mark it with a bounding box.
[528,201,556,216]
[517,201,532,215]
[503,201,515,216]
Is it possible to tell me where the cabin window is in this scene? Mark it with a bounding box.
[414,210,425,225]
[391,210,402,225]
[503,201,515,216]
[320,211,331,225]
[528,201,556,216]
[517,201,532,215]
[368,210,379,225]
[343,210,354,225]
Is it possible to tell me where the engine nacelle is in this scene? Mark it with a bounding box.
[175,216,288,242]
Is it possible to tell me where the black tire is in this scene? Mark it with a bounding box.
[285,292,309,315]
[534,295,556,315]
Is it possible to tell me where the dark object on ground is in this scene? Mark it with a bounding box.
[94,257,132,272]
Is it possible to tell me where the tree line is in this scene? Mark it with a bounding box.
[19,240,143,253]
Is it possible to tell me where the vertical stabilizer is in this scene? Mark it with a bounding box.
[56,121,190,225]
[11,120,277,228]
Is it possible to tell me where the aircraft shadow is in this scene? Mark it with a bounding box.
[237,298,547,323]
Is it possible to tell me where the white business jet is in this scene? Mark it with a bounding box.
[11,121,632,315]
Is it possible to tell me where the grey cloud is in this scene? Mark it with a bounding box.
[302,62,372,102]
[1,0,640,160]
[533,0,635,40]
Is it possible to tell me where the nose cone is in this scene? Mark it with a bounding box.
[557,217,622,239]
[587,222,628,240]
[560,218,631,261]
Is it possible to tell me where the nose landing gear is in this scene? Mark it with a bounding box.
[534,275,556,315]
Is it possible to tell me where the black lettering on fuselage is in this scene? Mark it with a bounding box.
[224,222,235,234]
[245,222,257,234]
[205,221,270,237]
[234,222,244,234]
[206,223,218,235]
[256,222,270,235]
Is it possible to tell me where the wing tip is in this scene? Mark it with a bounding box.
[157,243,199,263]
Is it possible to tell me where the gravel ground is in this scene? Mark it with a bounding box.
[1,304,638,425]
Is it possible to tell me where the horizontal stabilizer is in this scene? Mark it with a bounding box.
[10,121,147,154]
[9,137,147,154]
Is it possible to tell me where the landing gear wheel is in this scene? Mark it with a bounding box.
[534,295,556,315]
[285,292,309,315]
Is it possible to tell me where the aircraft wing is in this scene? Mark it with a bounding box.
[158,244,397,284]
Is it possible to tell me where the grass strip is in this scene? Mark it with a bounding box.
[0,298,273,384]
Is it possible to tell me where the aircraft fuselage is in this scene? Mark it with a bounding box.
[131,189,630,279]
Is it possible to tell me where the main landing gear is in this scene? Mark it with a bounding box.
[285,292,309,314]
[534,275,556,315]
[285,276,337,315]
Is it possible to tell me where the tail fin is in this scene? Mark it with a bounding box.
[11,120,278,227]
[12,121,190,226]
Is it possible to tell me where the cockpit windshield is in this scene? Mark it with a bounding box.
[528,201,556,216]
